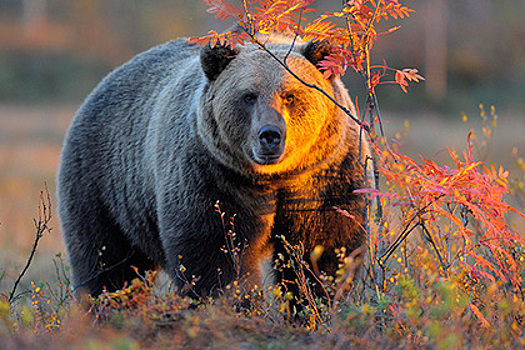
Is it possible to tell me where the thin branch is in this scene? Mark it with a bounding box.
[9,184,52,303]
[248,33,362,127]
[371,91,386,139]
[343,2,367,82]
[420,218,449,278]
[284,32,300,65]
[365,0,382,44]
[284,7,304,64]
[379,222,419,267]
[379,195,445,265]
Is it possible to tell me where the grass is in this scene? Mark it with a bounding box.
[0,104,524,348]
[2,248,525,348]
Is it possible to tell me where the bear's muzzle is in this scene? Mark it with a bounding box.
[254,125,286,164]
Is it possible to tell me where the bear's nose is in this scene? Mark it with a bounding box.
[258,125,282,150]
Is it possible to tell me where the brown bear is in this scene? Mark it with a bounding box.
[57,35,369,302]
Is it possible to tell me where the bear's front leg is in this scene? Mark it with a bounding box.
[271,181,366,311]
[158,190,275,299]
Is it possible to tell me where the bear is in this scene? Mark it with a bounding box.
[57,34,369,303]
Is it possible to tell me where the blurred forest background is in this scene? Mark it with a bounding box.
[0,0,524,286]
[1,0,525,109]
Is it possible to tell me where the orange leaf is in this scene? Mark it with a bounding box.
[204,0,244,21]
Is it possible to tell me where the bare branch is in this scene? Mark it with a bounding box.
[247,32,362,127]
[9,183,52,303]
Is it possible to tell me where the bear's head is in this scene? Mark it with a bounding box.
[198,37,358,176]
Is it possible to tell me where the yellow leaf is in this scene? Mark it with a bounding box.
[495,178,507,188]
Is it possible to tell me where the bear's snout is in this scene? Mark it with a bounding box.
[254,125,286,164]
[259,125,282,150]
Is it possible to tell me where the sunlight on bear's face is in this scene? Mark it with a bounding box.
[209,51,338,175]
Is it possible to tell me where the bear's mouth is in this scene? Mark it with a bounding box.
[253,153,283,165]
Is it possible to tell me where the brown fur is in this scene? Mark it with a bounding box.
[57,36,369,303]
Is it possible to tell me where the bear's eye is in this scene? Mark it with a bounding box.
[284,94,295,106]
[243,93,257,104]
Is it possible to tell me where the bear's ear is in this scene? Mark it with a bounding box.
[301,40,333,67]
[200,43,239,81]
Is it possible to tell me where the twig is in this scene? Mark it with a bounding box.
[247,32,362,127]
[379,195,445,265]
[420,218,449,278]
[216,201,246,278]
[9,183,52,303]
[283,7,303,64]
[333,244,367,305]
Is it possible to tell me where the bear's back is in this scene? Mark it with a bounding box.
[72,39,199,132]
[58,40,202,258]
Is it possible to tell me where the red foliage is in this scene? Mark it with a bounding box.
[302,0,414,81]
[394,68,425,93]
[190,0,315,48]
[370,134,525,286]
[189,0,421,92]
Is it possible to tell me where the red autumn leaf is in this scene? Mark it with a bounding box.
[204,0,244,21]
[469,304,491,328]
